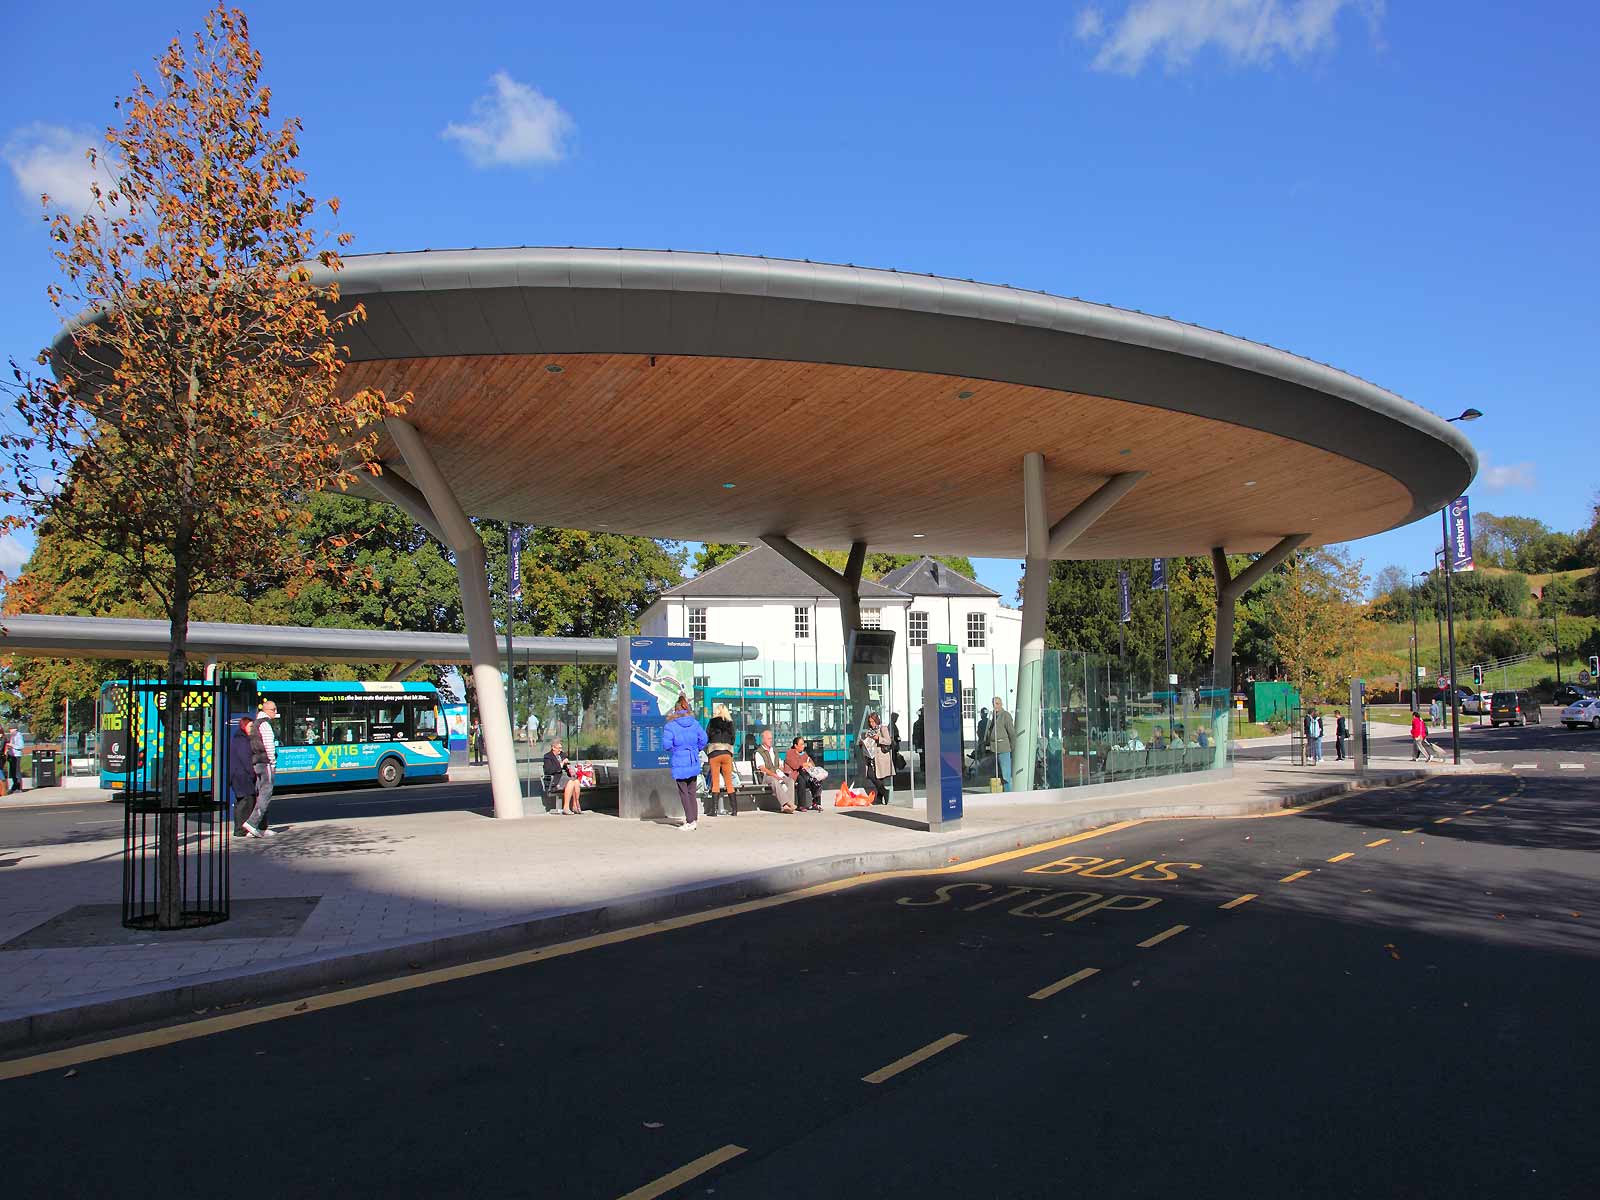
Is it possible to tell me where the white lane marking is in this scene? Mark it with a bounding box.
[1511,764,1538,770]
[1559,763,1585,770]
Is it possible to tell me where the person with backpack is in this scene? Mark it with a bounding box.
[1410,711,1440,763]
[228,714,258,837]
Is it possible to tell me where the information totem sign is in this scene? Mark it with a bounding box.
[1349,678,1367,772]
[922,644,964,833]
[617,636,695,820]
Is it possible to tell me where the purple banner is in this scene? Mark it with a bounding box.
[1118,569,1132,624]
[1150,558,1166,591]
[1447,496,1474,573]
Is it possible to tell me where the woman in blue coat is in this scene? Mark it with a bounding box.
[660,695,708,832]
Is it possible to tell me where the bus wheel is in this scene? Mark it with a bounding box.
[378,757,405,789]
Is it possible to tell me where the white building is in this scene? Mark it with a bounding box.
[639,546,1021,741]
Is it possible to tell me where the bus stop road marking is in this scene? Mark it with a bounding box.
[0,822,1143,1081]
[1137,924,1189,949]
[862,1033,967,1084]
[1029,967,1100,1000]
[616,1144,747,1200]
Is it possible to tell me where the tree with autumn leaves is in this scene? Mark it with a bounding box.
[3,8,405,922]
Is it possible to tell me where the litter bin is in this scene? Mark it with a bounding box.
[32,747,58,790]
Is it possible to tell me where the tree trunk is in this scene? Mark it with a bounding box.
[157,550,192,928]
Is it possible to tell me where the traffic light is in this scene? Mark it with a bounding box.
[1590,655,1599,679]
[1472,664,1483,688]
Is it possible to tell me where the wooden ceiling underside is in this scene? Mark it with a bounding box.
[341,352,1414,558]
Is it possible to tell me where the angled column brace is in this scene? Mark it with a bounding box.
[1014,457,1147,792]
[761,535,872,724]
[386,659,425,683]
[380,421,524,819]
[1210,534,1309,694]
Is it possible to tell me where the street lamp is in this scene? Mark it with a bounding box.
[1438,407,1483,764]
[1409,572,1430,712]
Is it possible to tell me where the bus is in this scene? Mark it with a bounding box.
[698,685,856,768]
[98,678,449,792]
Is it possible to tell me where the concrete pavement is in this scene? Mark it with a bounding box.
[0,758,1484,1051]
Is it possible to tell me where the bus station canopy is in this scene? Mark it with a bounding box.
[311,246,1477,558]
[0,613,753,667]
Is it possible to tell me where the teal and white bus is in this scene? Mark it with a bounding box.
[98,678,450,792]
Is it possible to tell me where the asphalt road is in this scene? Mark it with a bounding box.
[0,777,498,847]
[5,771,1600,1198]
[1234,718,1600,772]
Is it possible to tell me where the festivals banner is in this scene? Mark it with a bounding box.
[1447,496,1474,573]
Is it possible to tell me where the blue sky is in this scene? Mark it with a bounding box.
[2,1,1595,601]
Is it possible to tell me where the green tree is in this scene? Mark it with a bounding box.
[1042,557,1217,681]
[1264,548,1368,701]
[693,543,745,574]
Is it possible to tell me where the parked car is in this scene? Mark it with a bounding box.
[1552,684,1598,707]
[1489,690,1542,727]
[1561,698,1600,730]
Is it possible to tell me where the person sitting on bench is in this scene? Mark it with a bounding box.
[542,739,583,814]
[784,735,822,812]
[754,728,795,813]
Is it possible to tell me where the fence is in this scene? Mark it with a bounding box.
[115,671,234,930]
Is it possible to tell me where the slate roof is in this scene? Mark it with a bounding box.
[665,545,909,600]
[876,556,997,598]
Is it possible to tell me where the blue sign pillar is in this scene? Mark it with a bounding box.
[617,636,696,819]
[922,643,964,832]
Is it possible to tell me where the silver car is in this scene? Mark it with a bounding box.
[1561,698,1600,730]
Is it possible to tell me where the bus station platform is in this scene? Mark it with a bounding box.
[0,754,1492,1056]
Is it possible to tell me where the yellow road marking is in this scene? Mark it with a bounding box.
[617,1145,747,1200]
[862,1033,967,1084]
[0,820,1146,1081]
[1280,870,1312,883]
[1434,817,1453,824]
[1402,828,1421,835]
[1327,852,1355,862]
[1219,894,1257,910]
[1029,967,1100,1001]
[1137,924,1189,948]
[1365,838,1391,847]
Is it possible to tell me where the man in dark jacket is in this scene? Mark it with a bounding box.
[229,715,258,837]
[1335,710,1350,761]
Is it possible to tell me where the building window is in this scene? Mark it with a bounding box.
[794,606,811,640]
[861,607,881,630]
[742,675,762,689]
[966,612,987,649]
[908,610,929,647]
[688,607,707,641]
[962,687,976,721]
[693,674,710,690]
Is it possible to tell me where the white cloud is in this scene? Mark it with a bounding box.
[0,533,32,578]
[1479,461,1536,493]
[2,123,107,216]
[1079,0,1384,74]
[442,72,575,168]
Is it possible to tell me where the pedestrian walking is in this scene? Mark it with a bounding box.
[988,698,1017,790]
[785,735,823,812]
[228,714,257,837]
[5,726,23,792]
[661,695,707,831]
[975,708,990,758]
[1335,710,1349,761]
[241,699,279,838]
[705,703,737,817]
[1410,711,1441,763]
[912,708,925,755]
[525,711,540,745]
[1307,709,1324,764]
[470,718,484,765]
[860,711,895,805]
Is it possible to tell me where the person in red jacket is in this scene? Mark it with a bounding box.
[1410,711,1440,763]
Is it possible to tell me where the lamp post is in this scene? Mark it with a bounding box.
[1410,572,1429,713]
[1440,408,1482,765]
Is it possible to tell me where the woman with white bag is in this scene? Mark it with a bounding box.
[784,735,825,812]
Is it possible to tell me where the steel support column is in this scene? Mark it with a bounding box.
[370,422,524,819]
[1014,459,1147,792]
[761,536,871,725]
[1210,534,1308,697]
